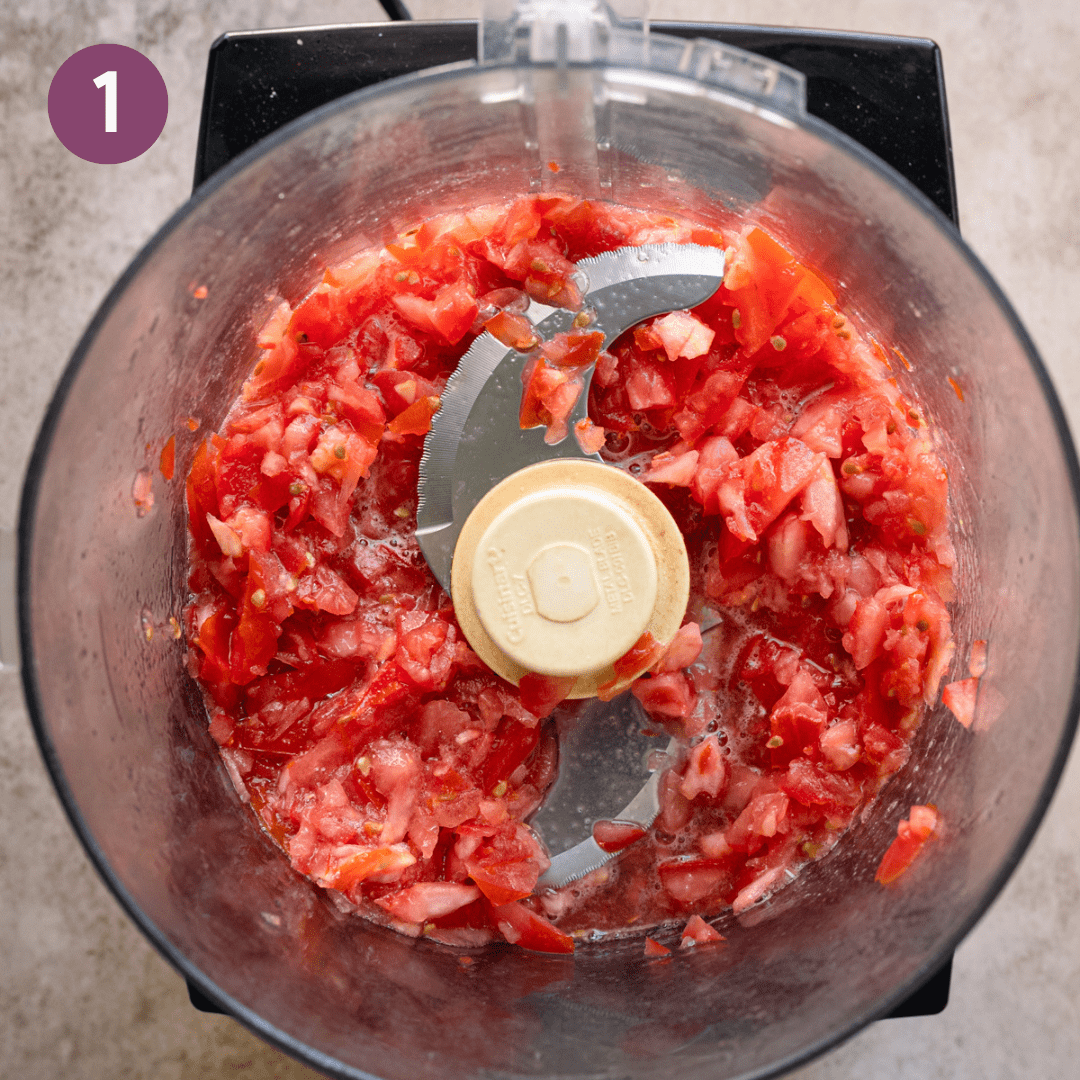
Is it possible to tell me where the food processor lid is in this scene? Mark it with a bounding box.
[477,0,806,119]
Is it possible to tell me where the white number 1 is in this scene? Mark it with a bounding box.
[93,70,117,133]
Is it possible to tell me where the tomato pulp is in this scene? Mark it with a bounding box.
[185,196,956,950]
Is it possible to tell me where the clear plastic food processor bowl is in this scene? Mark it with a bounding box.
[13,4,1080,1078]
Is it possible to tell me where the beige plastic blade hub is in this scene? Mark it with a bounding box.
[451,459,689,698]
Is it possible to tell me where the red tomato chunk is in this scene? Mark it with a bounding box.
[875,804,939,884]
[186,196,958,950]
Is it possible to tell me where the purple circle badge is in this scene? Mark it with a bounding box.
[48,44,168,165]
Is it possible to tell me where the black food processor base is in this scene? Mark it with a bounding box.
[188,19,956,1020]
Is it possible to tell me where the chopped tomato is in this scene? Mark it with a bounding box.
[644,936,672,957]
[485,309,539,351]
[679,734,728,801]
[631,671,695,718]
[322,844,417,892]
[680,914,724,947]
[658,856,732,904]
[768,669,828,765]
[480,716,541,794]
[592,819,648,853]
[573,417,606,455]
[539,330,604,370]
[465,822,546,905]
[942,677,978,728]
[159,435,176,481]
[647,449,699,486]
[517,672,574,717]
[518,357,582,442]
[490,900,575,954]
[186,199,956,953]
[430,280,479,344]
[969,639,988,678]
[375,882,481,924]
[875,804,938,884]
[597,631,667,700]
[186,436,221,556]
[626,357,677,410]
[387,395,441,436]
[637,310,715,361]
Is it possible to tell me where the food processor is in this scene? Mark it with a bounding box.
[14,3,1080,1078]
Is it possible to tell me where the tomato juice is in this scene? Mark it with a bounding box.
[185,195,956,952]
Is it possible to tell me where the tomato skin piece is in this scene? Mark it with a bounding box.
[517,673,574,718]
[193,597,237,695]
[387,395,441,436]
[597,631,667,700]
[159,435,176,481]
[875,805,938,884]
[592,819,647,853]
[186,437,222,556]
[644,936,672,957]
[480,716,542,794]
[229,556,283,686]
[490,900,575,954]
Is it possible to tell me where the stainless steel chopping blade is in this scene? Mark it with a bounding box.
[415,241,726,591]
[531,689,678,891]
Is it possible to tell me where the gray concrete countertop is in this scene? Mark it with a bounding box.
[2,2,1077,1077]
